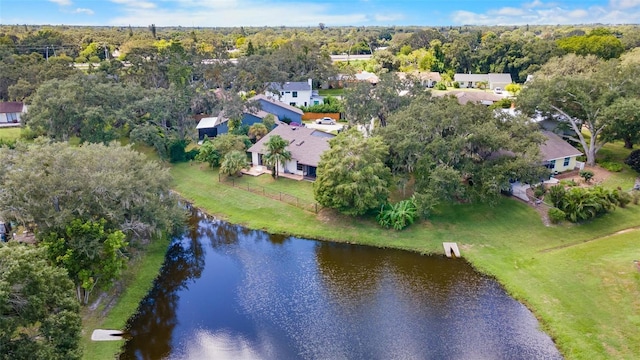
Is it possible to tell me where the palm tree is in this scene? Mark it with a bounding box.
[263,135,291,179]
[220,150,247,177]
[248,123,268,141]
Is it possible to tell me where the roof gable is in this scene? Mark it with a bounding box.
[250,94,304,115]
[540,131,582,161]
[0,102,24,113]
[268,81,311,92]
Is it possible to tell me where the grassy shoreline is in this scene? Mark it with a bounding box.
[169,161,640,360]
[80,235,171,360]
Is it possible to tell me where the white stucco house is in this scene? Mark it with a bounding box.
[453,73,513,90]
[266,79,322,107]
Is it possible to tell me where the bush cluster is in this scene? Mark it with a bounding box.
[625,150,640,174]
[376,198,418,230]
[548,208,566,224]
[547,185,632,222]
[599,161,623,172]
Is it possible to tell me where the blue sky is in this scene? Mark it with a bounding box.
[1,0,639,27]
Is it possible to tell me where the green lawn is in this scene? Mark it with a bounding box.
[0,127,22,140]
[318,88,345,96]
[169,151,640,360]
[80,235,171,360]
[597,140,637,190]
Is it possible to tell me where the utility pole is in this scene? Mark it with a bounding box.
[45,46,49,61]
[104,42,108,60]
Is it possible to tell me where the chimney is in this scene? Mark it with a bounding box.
[308,78,313,89]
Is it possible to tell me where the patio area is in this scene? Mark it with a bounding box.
[241,166,304,181]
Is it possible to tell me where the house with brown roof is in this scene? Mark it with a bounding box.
[247,124,334,179]
[540,131,583,173]
[0,102,26,125]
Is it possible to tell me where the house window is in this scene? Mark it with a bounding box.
[549,160,556,169]
[7,113,17,122]
[563,157,570,166]
[297,163,304,171]
[281,92,285,96]
[292,91,298,98]
[290,102,296,106]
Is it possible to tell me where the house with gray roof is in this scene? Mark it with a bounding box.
[540,131,583,173]
[248,124,335,179]
[266,79,321,107]
[454,73,512,90]
[250,94,304,124]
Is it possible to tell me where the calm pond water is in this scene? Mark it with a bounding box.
[119,209,561,360]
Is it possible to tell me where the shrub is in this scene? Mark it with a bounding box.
[533,184,546,199]
[625,149,640,174]
[168,139,188,163]
[434,82,447,90]
[557,186,617,223]
[376,198,418,230]
[547,185,566,207]
[579,170,595,183]
[615,190,632,208]
[185,148,199,161]
[0,138,16,149]
[452,81,460,88]
[548,208,566,224]
[559,179,578,187]
[599,161,623,172]
[632,191,640,205]
[20,126,41,140]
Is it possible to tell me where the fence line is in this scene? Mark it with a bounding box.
[218,173,322,213]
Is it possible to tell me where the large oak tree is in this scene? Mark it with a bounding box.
[314,129,391,216]
[0,244,81,360]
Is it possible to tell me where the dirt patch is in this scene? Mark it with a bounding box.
[553,165,613,187]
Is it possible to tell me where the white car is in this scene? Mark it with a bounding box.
[494,87,503,94]
[316,117,336,125]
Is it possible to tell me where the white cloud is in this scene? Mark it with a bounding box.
[49,0,72,5]
[452,1,640,25]
[610,0,640,9]
[73,8,95,15]
[490,7,526,16]
[108,1,370,27]
[110,0,157,9]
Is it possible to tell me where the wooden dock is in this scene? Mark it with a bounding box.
[91,329,124,341]
[443,242,461,258]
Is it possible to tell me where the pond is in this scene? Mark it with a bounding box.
[119,209,561,360]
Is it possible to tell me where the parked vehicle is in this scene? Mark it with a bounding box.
[316,117,336,125]
[494,87,503,94]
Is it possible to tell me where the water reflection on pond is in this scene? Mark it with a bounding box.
[120,209,561,360]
